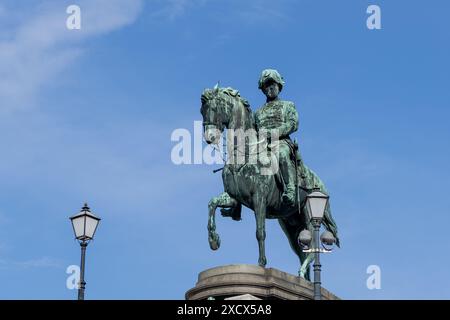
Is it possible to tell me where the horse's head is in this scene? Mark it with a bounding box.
[200,86,251,144]
[200,86,229,144]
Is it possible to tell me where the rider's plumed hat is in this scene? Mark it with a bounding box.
[258,69,285,91]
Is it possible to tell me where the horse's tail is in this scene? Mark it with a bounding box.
[323,203,340,247]
[302,164,340,247]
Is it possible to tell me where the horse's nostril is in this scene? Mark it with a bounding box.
[204,129,217,144]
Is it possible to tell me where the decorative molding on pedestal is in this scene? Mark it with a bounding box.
[186,264,340,300]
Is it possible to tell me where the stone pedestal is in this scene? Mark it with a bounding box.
[185,264,339,300]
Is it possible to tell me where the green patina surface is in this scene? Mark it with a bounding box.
[200,69,339,280]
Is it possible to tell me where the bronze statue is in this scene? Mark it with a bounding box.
[200,69,339,279]
[255,69,298,207]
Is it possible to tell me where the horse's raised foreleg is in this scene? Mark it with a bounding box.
[299,253,314,279]
[254,197,267,267]
[208,192,239,250]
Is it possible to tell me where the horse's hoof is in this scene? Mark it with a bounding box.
[258,258,267,268]
[209,233,221,250]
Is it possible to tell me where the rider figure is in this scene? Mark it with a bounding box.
[254,69,299,207]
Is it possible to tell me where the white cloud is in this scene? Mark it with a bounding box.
[17,256,63,269]
[0,256,63,269]
[0,0,144,112]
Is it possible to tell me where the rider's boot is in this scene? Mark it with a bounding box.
[280,157,296,207]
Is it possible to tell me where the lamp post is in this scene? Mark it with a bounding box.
[298,190,335,300]
[70,203,101,300]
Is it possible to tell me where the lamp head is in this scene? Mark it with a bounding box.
[70,203,101,242]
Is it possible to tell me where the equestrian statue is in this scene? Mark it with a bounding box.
[200,69,340,280]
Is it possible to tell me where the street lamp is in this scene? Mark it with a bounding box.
[70,203,101,300]
[298,190,336,300]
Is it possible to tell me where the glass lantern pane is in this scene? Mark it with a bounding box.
[308,192,328,219]
[72,215,86,239]
[85,215,99,239]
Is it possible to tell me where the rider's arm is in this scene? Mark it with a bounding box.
[277,101,299,138]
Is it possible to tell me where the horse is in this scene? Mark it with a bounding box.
[200,86,339,279]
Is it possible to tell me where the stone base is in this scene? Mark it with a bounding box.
[225,294,261,300]
[185,264,339,300]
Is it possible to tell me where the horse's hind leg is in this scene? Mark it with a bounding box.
[208,192,239,250]
[299,253,313,280]
[253,197,267,267]
[278,218,312,281]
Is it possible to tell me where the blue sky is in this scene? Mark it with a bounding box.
[0,0,449,299]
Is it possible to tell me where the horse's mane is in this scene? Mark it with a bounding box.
[201,87,251,113]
